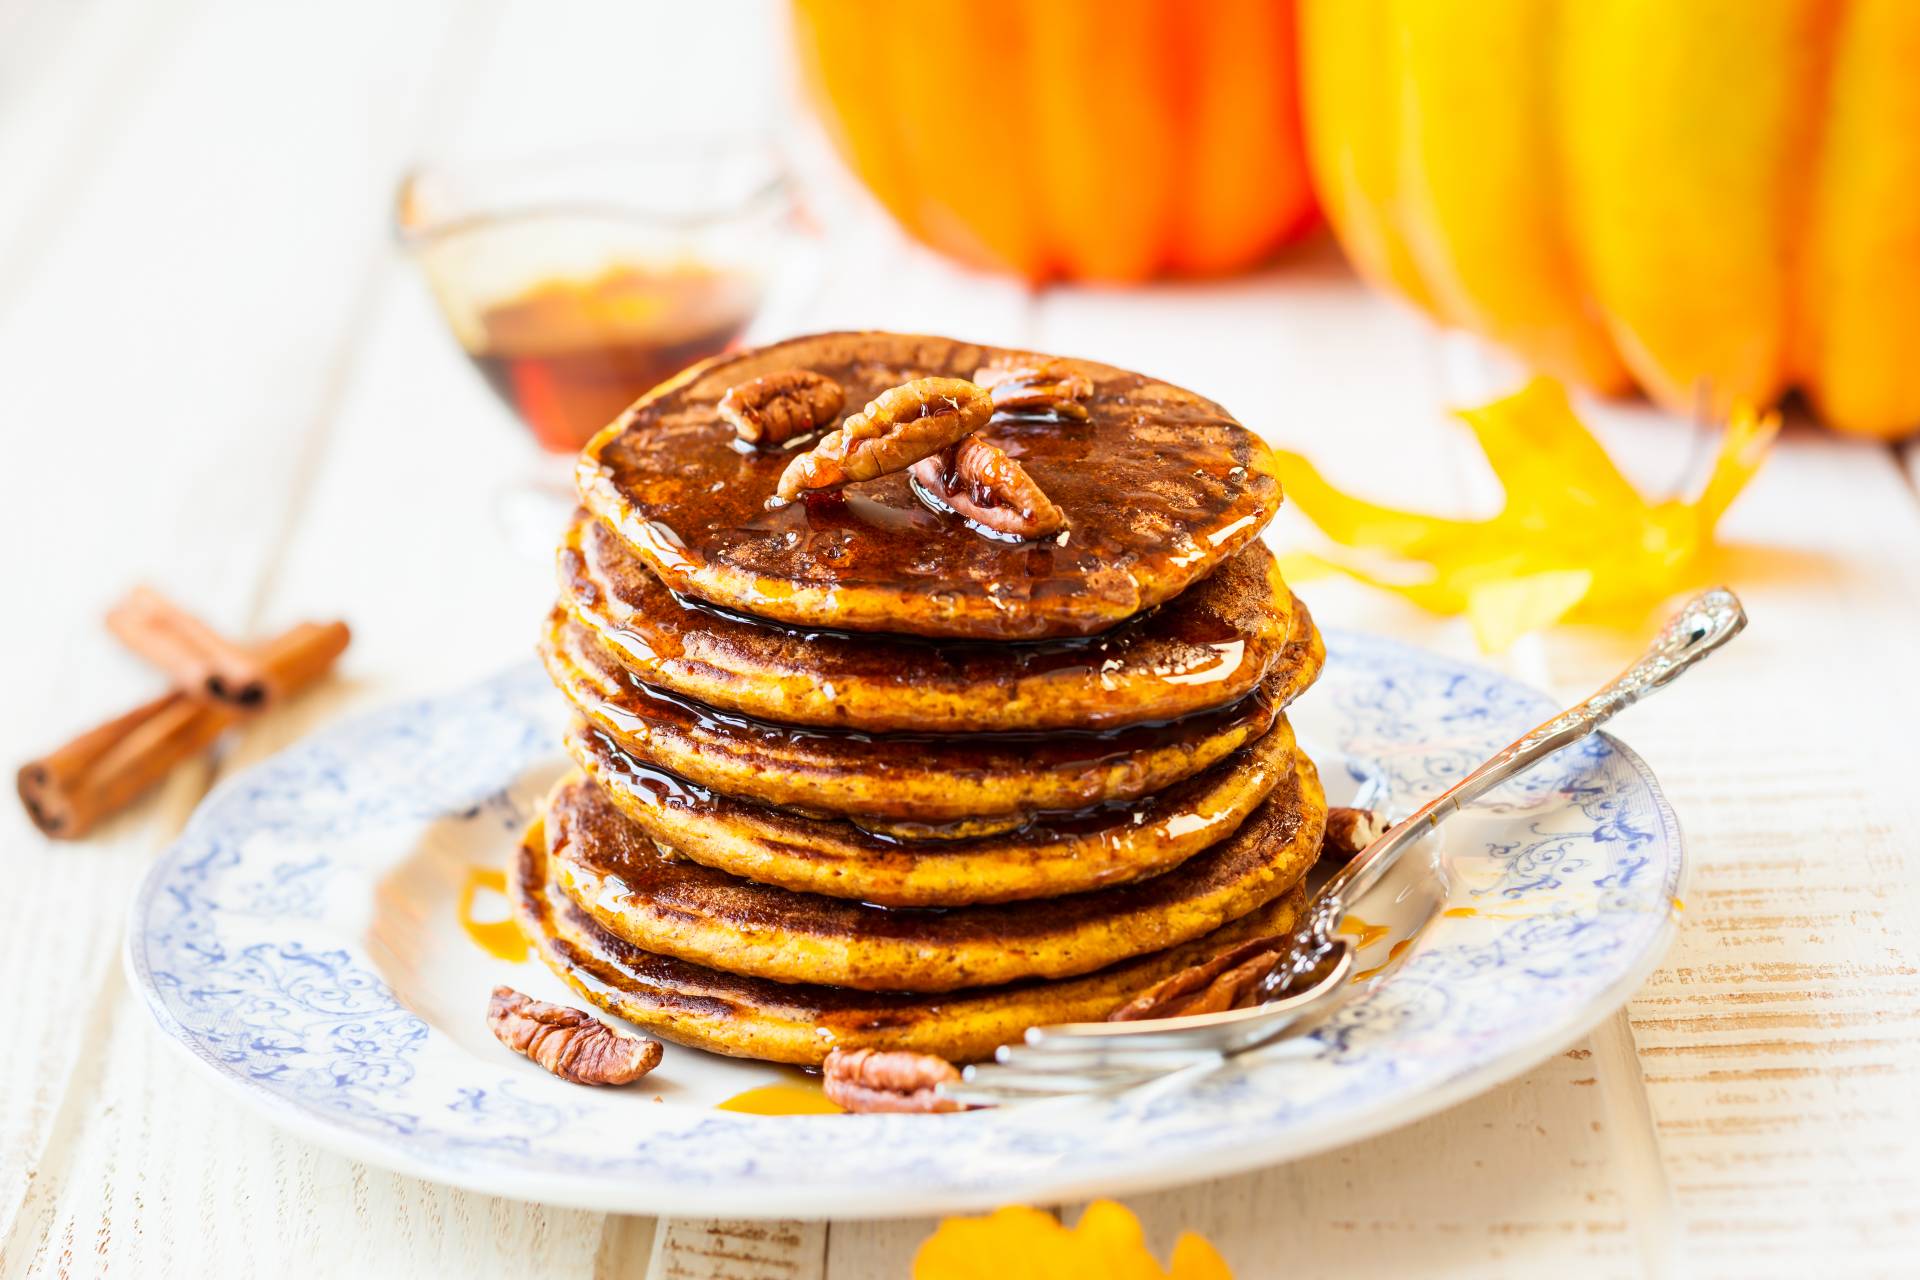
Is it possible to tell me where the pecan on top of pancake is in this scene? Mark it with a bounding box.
[909,432,1067,541]
[973,356,1094,421]
[769,376,991,506]
[718,369,844,447]
[576,331,1283,640]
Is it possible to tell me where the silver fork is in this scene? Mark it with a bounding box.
[943,587,1746,1107]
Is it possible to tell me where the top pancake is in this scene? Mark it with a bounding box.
[575,331,1284,640]
[560,512,1305,733]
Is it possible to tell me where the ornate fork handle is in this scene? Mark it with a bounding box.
[1308,587,1746,937]
[945,589,1747,1108]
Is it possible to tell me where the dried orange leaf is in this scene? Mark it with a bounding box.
[1276,377,1775,651]
[1688,401,1779,530]
[1467,569,1593,653]
[1455,378,1645,521]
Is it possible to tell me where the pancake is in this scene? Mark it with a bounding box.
[561,510,1307,733]
[565,716,1299,906]
[544,756,1325,992]
[542,608,1302,823]
[575,331,1284,640]
[513,816,1310,1065]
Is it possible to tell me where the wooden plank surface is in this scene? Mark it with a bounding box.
[3,2,1918,1277]
[1598,426,1920,1273]
[0,0,474,1268]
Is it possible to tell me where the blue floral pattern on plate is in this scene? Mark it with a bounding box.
[127,632,1682,1216]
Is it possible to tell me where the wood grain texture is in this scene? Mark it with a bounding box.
[1595,425,1920,1275]
[0,0,470,1266]
[646,1220,824,1280]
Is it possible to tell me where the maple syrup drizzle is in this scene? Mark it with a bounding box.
[579,723,1270,857]
[1351,936,1419,985]
[715,1078,843,1115]
[587,634,1277,757]
[1441,904,1528,921]
[1337,913,1392,950]
[459,867,529,964]
[563,514,1287,732]
[585,335,1280,641]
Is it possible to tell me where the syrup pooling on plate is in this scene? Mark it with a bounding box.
[576,332,1284,639]
[1337,913,1392,950]
[459,867,530,963]
[715,1081,843,1115]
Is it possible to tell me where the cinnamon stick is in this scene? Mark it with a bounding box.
[17,619,350,839]
[106,586,272,706]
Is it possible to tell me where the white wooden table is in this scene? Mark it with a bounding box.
[3,3,1917,1276]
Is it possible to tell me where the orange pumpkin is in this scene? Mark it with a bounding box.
[791,0,1318,282]
[1302,0,1920,439]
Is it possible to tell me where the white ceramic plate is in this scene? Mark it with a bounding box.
[128,631,1683,1217]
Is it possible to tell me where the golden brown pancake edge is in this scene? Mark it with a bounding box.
[541,607,1310,822]
[544,752,1326,993]
[565,715,1299,907]
[561,510,1304,733]
[511,815,1310,1066]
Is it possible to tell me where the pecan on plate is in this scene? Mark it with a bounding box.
[718,369,844,447]
[821,1046,968,1113]
[1322,806,1389,866]
[1107,935,1289,1022]
[769,376,992,506]
[486,986,662,1085]
[910,433,1067,540]
[973,357,1094,421]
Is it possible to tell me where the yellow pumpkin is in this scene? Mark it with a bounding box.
[1301,0,1920,438]
[791,0,1317,282]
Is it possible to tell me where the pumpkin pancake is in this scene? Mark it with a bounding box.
[565,716,1299,906]
[513,816,1310,1065]
[544,757,1324,993]
[541,608,1303,823]
[561,510,1307,733]
[575,331,1284,640]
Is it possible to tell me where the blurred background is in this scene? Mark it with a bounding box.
[5,0,1915,686]
[3,1,1918,1274]
[6,0,1914,687]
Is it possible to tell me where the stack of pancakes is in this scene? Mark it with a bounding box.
[513,331,1327,1065]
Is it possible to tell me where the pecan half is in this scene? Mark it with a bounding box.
[718,369,844,447]
[1322,806,1389,866]
[1107,934,1289,1022]
[973,358,1094,421]
[910,433,1067,540]
[769,377,992,506]
[487,986,662,1085]
[821,1046,967,1113]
